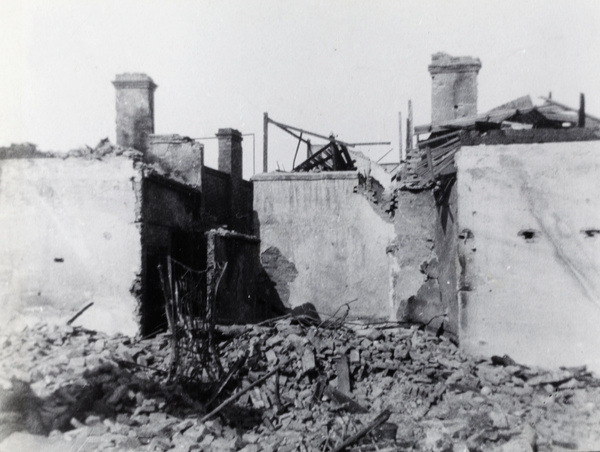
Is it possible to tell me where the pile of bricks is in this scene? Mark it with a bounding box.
[1,318,600,451]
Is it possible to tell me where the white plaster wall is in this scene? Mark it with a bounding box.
[456,142,600,373]
[253,172,396,319]
[0,157,142,335]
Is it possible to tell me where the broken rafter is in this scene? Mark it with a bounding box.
[540,96,600,123]
[275,123,312,145]
[293,141,355,172]
[376,148,394,163]
[418,130,461,147]
[292,131,304,169]
[330,409,391,452]
[268,117,355,148]
[199,361,288,422]
[66,302,94,326]
[349,141,392,146]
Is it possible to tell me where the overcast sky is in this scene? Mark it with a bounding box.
[2,0,599,178]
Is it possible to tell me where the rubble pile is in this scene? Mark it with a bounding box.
[1,319,600,451]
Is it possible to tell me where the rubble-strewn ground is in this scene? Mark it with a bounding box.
[1,318,599,452]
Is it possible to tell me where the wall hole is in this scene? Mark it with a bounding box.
[581,229,600,238]
[458,228,474,243]
[518,229,538,241]
[54,257,64,263]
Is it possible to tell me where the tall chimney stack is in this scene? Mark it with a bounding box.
[112,73,157,152]
[216,128,243,180]
[428,53,481,125]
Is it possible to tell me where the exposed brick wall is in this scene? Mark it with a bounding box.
[202,167,231,227]
[206,230,284,324]
[231,178,254,234]
[216,128,243,180]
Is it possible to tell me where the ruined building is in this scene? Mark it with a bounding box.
[0,74,266,337]
[1,56,599,375]
[254,53,600,375]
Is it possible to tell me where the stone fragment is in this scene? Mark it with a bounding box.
[84,415,102,426]
[200,433,215,446]
[106,384,129,405]
[336,355,351,394]
[489,409,509,429]
[302,348,316,372]
[239,445,260,452]
[266,335,284,348]
[265,349,278,363]
[242,432,260,444]
[355,328,384,341]
[453,442,470,452]
[284,333,305,348]
[147,436,172,451]
[183,423,207,442]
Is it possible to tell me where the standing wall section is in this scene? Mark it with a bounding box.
[206,230,280,324]
[140,174,204,336]
[231,178,254,234]
[252,172,396,319]
[202,167,231,228]
[0,156,143,335]
[455,142,600,373]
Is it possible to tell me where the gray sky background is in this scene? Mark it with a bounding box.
[2,0,599,178]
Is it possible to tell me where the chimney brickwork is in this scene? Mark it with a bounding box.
[216,128,243,180]
[429,53,481,125]
[112,73,157,153]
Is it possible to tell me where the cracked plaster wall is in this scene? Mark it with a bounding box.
[252,171,396,319]
[0,157,143,335]
[456,142,600,372]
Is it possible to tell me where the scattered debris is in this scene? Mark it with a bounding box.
[1,319,600,451]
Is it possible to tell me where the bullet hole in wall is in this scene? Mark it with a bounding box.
[582,229,600,238]
[518,229,538,241]
[458,228,474,243]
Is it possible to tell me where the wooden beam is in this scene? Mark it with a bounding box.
[399,111,404,162]
[406,100,414,152]
[268,118,354,147]
[426,146,435,183]
[579,93,586,128]
[418,130,461,147]
[263,112,269,173]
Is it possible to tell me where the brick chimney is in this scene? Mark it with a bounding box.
[428,53,481,125]
[112,73,157,152]
[216,128,243,180]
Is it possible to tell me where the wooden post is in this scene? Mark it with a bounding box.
[398,111,404,162]
[263,112,269,173]
[406,100,414,152]
[578,93,586,128]
[426,147,435,183]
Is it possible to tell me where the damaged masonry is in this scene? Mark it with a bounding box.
[1,52,600,452]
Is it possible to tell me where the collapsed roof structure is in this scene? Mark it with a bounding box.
[403,53,600,191]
